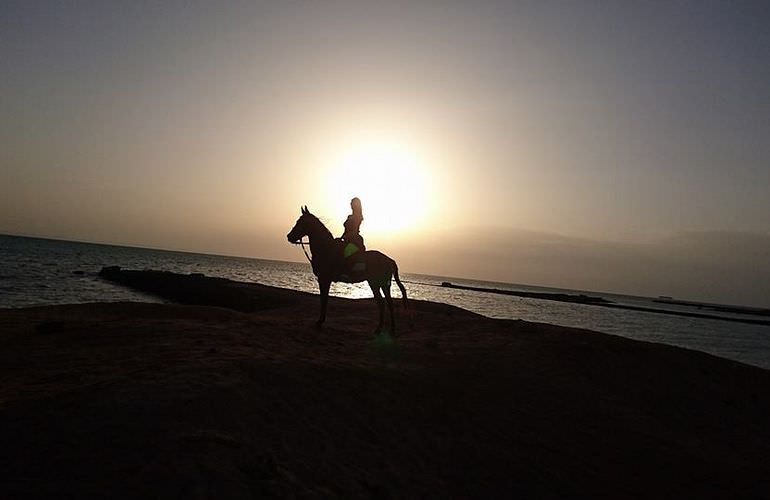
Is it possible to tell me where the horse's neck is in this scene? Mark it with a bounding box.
[308,223,334,257]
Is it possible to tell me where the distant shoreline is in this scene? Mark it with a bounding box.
[440,282,770,327]
[652,297,770,317]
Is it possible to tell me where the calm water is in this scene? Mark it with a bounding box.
[1,234,768,370]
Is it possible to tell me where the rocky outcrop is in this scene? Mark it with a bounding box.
[99,266,311,312]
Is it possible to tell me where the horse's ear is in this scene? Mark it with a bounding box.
[303,205,308,214]
[301,206,306,214]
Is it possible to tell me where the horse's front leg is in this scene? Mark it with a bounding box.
[316,279,331,328]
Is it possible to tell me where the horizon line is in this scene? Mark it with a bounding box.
[4,231,766,310]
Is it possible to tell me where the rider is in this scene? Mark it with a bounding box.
[341,197,365,259]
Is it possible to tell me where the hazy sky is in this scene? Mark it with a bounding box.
[1,1,769,305]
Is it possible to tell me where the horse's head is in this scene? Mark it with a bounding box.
[287,205,313,243]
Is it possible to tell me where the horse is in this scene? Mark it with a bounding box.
[287,206,408,334]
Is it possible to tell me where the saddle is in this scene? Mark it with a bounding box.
[335,239,366,281]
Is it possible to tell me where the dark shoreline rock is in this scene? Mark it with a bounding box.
[99,266,309,312]
[440,281,612,304]
[440,281,770,326]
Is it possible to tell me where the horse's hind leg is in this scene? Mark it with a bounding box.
[368,280,384,334]
[382,278,395,335]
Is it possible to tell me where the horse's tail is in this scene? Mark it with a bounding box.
[391,259,409,310]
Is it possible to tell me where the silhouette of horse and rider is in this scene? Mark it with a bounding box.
[287,197,408,334]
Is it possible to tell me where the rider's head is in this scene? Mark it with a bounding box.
[351,197,362,214]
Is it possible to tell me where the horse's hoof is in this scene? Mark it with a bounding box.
[315,321,325,330]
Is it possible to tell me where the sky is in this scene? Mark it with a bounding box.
[1,1,769,306]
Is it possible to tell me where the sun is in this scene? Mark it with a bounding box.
[325,138,433,236]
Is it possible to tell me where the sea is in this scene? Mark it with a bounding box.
[1,234,768,370]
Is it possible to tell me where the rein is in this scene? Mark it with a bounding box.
[294,239,313,263]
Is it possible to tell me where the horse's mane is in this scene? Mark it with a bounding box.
[306,212,334,240]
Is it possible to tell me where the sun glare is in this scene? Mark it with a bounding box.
[325,139,433,236]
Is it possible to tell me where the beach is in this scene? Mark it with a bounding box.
[1,270,769,497]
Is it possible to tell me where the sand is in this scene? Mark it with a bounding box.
[1,271,769,498]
